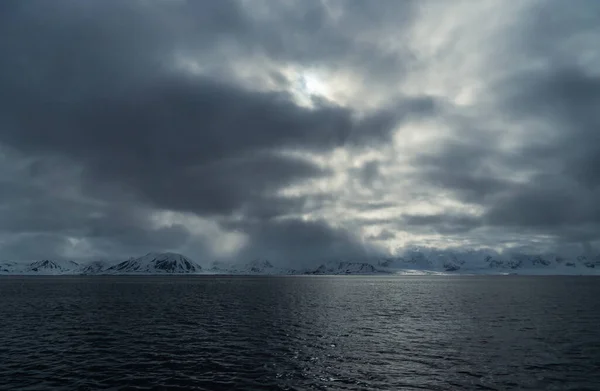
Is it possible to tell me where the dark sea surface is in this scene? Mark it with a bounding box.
[0,276,599,390]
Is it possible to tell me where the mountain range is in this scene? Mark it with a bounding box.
[1,250,600,276]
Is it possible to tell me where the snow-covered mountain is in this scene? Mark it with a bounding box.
[375,249,600,275]
[0,259,80,275]
[1,249,600,276]
[103,252,202,274]
[0,253,202,275]
[79,260,113,275]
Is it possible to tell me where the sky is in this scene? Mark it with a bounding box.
[1,0,599,263]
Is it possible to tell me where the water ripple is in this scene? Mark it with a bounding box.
[1,276,599,390]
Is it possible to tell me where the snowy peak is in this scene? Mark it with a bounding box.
[371,249,600,275]
[29,260,77,272]
[2,250,600,276]
[105,252,201,274]
[29,259,80,274]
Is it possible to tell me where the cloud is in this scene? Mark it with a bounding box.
[366,229,397,241]
[377,0,600,251]
[1,0,599,261]
[0,0,427,261]
[0,150,193,260]
[223,218,386,266]
[411,139,514,204]
[0,1,432,220]
[401,213,482,235]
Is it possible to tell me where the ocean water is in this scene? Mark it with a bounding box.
[0,276,599,390]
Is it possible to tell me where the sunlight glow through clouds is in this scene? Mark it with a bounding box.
[163,46,497,255]
[4,0,597,260]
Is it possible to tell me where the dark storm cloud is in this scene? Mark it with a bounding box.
[476,66,600,244]
[1,0,599,259]
[2,69,423,216]
[484,176,600,228]
[0,0,430,219]
[498,67,600,188]
[0,157,192,260]
[412,139,513,204]
[0,233,72,261]
[481,1,600,239]
[0,198,192,261]
[0,0,429,260]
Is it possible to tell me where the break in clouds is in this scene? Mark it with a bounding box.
[1,0,599,263]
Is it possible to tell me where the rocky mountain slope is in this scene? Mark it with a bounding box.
[103,252,202,274]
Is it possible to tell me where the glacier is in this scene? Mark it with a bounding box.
[1,249,600,276]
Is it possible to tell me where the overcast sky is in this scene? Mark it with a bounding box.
[1,0,599,263]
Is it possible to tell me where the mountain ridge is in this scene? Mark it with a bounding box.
[1,250,600,276]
